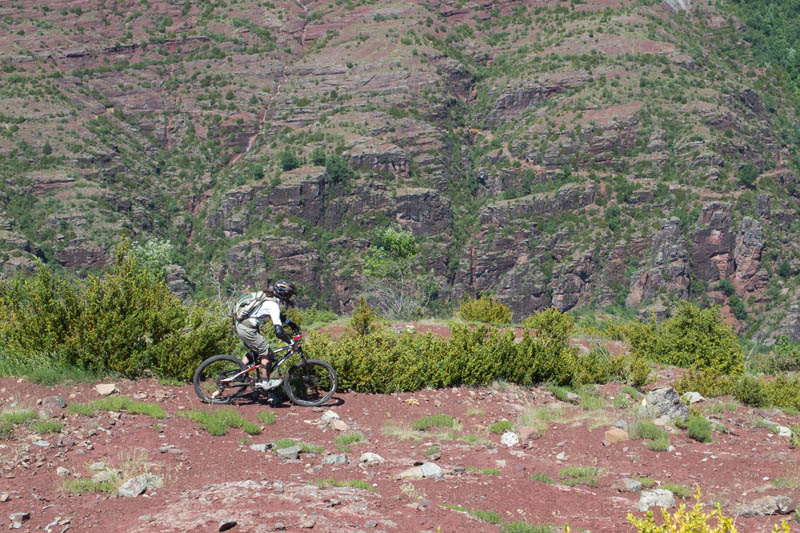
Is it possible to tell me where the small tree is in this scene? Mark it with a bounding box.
[278,150,301,171]
[362,227,428,319]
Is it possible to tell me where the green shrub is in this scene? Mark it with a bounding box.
[507,308,579,386]
[458,296,512,324]
[687,414,713,443]
[766,375,800,410]
[304,307,601,394]
[627,302,744,378]
[628,487,737,532]
[0,244,235,381]
[350,296,378,336]
[733,375,769,407]
[674,369,737,398]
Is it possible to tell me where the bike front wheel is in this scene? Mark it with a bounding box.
[283,359,337,407]
[193,354,249,404]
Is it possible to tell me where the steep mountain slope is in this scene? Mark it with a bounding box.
[1,0,799,339]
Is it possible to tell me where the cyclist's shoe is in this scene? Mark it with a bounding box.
[255,378,283,391]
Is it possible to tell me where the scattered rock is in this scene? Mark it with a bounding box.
[0,493,8,502]
[612,478,643,493]
[417,498,435,511]
[360,452,385,466]
[638,489,675,512]
[322,453,349,465]
[95,383,118,396]
[565,391,582,404]
[397,466,424,480]
[89,462,107,471]
[8,512,30,529]
[776,426,792,438]
[276,445,302,461]
[55,467,70,477]
[604,428,629,444]
[32,440,50,448]
[249,443,273,453]
[681,391,705,404]
[420,462,443,479]
[298,515,316,528]
[319,410,340,426]
[218,519,237,532]
[500,431,519,447]
[331,419,351,432]
[740,495,796,517]
[517,426,541,446]
[364,519,378,528]
[639,387,689,423]
[117,473,163,498]
[41,396,67,409]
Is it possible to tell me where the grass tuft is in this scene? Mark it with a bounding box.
[687,414,713,443]
[62,478,115,495]
[333,432,365,452]
[488,419,514,434]
[257,411,276,425]
[30,420,64,434]
[559,466,600,487]
[180,408,260,436]
[314,477,374,492]
[412,413,458,431]
[1,409,37,425]
[661,483,691,499]
[530,472,554,484]
[68,396,166,419]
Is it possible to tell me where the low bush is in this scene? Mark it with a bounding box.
[627,302,744,390]
[458,296,512,324]
[732,375,769,407]
[309,307,634,394]
[626,486,780,532]
[0,243,235,382]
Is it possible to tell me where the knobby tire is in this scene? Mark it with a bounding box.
[283,359,337,407]
[193,354,249,404]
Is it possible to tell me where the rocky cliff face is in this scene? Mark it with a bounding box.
[0,0,799,339]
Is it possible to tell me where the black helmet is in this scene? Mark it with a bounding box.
[273,280,297,300]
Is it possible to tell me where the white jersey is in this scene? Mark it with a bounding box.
[250,299,282,327]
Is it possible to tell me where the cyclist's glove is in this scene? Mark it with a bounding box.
[286,319,300,333]
[274,324,292,344]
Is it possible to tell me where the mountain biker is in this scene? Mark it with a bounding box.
[235,279,300,390]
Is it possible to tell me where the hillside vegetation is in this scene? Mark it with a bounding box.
[1,0,800,344]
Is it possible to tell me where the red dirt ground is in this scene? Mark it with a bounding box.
[1,363,798,533]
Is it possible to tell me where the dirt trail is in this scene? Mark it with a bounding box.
[1,372,798,532]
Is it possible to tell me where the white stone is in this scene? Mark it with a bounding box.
[95,384,118,396]
[500,431,519,447]
[359,452,385,466]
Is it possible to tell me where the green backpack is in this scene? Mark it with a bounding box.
[232,291,269,324]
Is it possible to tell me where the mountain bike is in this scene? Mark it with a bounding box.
[192,333,337,407]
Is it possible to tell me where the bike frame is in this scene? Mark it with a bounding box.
[221,334,304,386]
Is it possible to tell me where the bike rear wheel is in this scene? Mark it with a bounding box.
[283,359,337,407]
[193,354,250,404]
